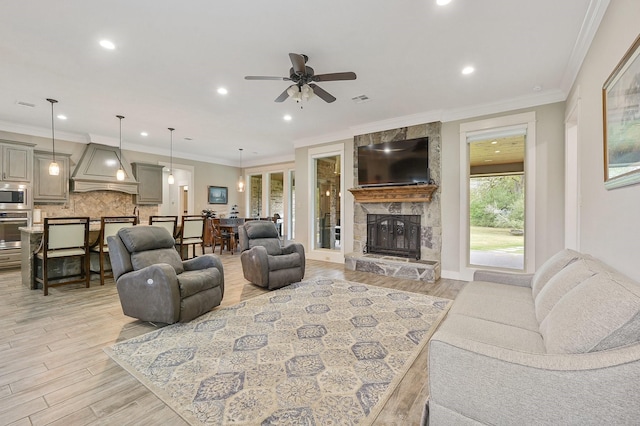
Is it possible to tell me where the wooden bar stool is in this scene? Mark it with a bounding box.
[91,216,137,285]
[176,215,205,260]
[34,217,91,296]
[149,215,178,238]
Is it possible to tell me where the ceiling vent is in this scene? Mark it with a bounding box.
[351,95,370,104]
[16,100,36,108]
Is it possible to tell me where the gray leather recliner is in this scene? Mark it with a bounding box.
[107,225,224,323]
[238,220,305,290]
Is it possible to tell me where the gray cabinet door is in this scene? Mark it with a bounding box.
[33,151,70,203]
[133,163,163,204]
[2,144,33,182]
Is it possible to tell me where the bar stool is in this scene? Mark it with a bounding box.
[91,216,137,285]
[34,217,91,296]
[149,215,178,238]
[176,215,205,260]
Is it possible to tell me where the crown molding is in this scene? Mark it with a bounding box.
[560,0,610,93]
[0,120,88,143]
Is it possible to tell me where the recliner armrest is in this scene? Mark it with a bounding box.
[282,242,305,278]
[240,245,270,287]
[182,254,225,298]
[116,263,181,324]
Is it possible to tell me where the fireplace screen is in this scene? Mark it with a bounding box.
[366,214,421,259]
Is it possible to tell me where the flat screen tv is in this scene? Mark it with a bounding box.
[357,137,429,186]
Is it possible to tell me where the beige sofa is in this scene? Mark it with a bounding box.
[425,249,640,425]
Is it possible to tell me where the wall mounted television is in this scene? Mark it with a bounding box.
[357,137,429,186]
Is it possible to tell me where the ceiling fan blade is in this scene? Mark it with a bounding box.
[309,84,336,103]
[289,53,306,75]
[312,72,357,82]
[245,76,290,81]
[274,88,290,102]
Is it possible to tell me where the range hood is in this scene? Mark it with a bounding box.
[71,143,138,194]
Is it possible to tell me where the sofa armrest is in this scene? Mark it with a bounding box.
[473,270,533,287]
[428,330,640,424]
[240,245,270,287]
[115,263,181,324]
[282,242,305,278]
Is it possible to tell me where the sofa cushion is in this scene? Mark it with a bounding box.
[268,252,301,271]
[531,248,583,298]
[540,270,640,353]
[449,281,538,332]
[438,313,546,353]
[131,247,185,275]
[177,268,221,299]
[534,258,607,323]
[249,238,282,256]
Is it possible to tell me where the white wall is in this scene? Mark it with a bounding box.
[567,0,640,281]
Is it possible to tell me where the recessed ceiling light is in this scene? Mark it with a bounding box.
[217,87,228,95]
[491,140,498,144]
[56,114,67,120]
[533,85,543,92]
[184,137,193,141]
[462,66,475,75]
[140,132,148,137]
[99,39,116,50]
[283,115,292,121]
[495,150,501,153]
[437,0,452,5]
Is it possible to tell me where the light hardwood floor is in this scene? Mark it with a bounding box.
[0,250,466,425]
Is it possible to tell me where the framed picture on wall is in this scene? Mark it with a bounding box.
[208,186,228,204]
[603,33,640,189]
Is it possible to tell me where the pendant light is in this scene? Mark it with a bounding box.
[237,148,245,192]
[46,98,60,176]
[167,128,175,185]
[116,115,126,181]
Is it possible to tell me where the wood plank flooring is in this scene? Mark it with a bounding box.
[0,250,466,425]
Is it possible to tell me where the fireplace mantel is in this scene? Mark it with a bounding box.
[348,184,437,203]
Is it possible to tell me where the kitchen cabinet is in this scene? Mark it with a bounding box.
[132,162,163,205]
[33,151,71,203]
[0,141,33,182]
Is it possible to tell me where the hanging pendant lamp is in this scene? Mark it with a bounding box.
[237,148,245,192]
[116,115,126,181]
[168,128,175,184]
[46,98,60,176]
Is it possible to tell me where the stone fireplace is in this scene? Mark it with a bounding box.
[345,122,442,283]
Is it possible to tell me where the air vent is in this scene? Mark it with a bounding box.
[16,101,36,108]
[351,95,370,104]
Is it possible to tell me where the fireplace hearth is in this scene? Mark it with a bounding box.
[366,214,421,260]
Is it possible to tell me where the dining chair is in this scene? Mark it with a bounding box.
[33,217,91,296]
[149,215,178,238]
[91,216,137,285]
[212,218,233,254]
[176,215,206,260]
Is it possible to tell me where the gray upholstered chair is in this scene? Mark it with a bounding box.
[238,220,305,290]
[107,225,224,323]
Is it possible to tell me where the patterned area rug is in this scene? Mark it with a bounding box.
[105,278,451,425]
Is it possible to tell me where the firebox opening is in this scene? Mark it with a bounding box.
[365,214,421,260]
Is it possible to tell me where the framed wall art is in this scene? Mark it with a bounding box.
[603,33,640,189]
[208,186,228,204]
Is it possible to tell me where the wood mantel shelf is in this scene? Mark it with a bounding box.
[348,184,438,203]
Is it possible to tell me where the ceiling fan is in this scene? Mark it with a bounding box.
[244,53,356,104]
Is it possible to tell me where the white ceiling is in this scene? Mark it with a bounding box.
[0,0,605,167]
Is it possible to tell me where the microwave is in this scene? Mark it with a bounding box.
[0,183,31,210]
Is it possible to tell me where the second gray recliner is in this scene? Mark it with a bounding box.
[238,220,305,290]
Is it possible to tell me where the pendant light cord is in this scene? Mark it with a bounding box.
[117,115,124,168]
[168,128,174,172]
[47,98,57,163]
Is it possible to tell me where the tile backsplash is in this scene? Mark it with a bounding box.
[34,191,157,222]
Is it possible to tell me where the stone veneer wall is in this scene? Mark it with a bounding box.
[353,122,442,262]
[35,191,157,222]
